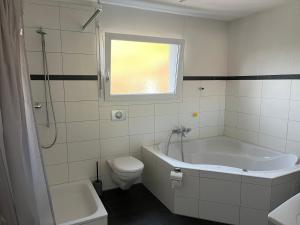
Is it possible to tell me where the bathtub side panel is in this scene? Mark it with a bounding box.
[85,218,107,225]
[142,148,175,212]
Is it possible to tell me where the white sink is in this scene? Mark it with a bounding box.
[268,193,300,225]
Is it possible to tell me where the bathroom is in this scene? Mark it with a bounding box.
[0,0,300,224]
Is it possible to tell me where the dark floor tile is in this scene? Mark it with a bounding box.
[100,184,228,225]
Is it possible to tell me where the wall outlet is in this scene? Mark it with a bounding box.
[111,110,126,121]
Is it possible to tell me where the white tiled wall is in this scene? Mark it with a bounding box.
[225,80,300,155]
[24,1,226,189]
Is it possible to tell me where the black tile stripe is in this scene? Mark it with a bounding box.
[183,74,300,80]
[30,74,98,80]
[30,74,300,81]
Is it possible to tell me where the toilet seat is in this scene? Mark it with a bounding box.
[111,156,144,174]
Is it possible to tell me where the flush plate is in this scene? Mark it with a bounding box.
[111,110,126,121]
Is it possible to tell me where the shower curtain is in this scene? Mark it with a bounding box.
[0,0,55,225]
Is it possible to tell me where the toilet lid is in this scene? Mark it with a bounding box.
[111,156,144,173]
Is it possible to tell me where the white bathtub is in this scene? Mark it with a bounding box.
[142,136,300,225]
[160,136,297,171]
[50,180,107,225]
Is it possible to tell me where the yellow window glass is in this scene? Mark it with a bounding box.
[110,40,178,95]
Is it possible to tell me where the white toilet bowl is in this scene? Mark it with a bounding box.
[107,156,144,190]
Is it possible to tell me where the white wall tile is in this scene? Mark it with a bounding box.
[241,183,271,210]
[238,80,262,98]
[69,158,99,181]
[261,99,290,119]
[198,201,239,225]
[200,80,226,96]
[46,163,68,185]
[219,96,226,110]
[100,136,129,158]
[37,123,66,145]
[155,115,179,132]
[224,127,238,138]
[260,117,288,138]
[30,80,65,102]
[225,111,238,127]
[240,207,268,225]
[175,175,199,198]
[182,81,201,97]
[200,96,221,111]
[289,101,300,121]
[199,111,220,127]
[199,127,223,138]
[61,31,96,54]
[25,28,61,52]
[129,117,154,135]
[271,182,294,210]
[34,101,66,124]
[62,54,97,75]
[286,140,300,157]
[237,97,261,115]
[155,103,179,115]
[99,119,128,139]
[236,129,258,144]
[180,97,199,114]
[224,79,300,153]
[67,121,99,142]
[287,121,300,141]
[42,143,67,165]
[129,133,154,153]
[154,131,180,144]
[64,81,98,101]
[237,113,259,132]
[60,7,95,33]
[65,101,99,122]
[226,80,239,96]
[258,134,286,152]
[129,104,154,117]
[200,178,240,205]
[179,113,199,129]
[68,140,100,162]
[24,4,60,29]
[174,196,198,218]
[27,52,63,75]
[291,80,300,100]
[225,96,238,112]
[262,80,291,99]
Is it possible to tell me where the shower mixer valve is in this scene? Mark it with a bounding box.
[172,126,192,137]
[34,102,42,109]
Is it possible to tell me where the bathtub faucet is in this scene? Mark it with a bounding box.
[172,126,192,137]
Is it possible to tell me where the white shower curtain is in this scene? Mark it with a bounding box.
[0,0,55,225]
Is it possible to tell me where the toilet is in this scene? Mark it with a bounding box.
[107,156,144,190]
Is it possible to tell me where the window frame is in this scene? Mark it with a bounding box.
[103,32,184,101]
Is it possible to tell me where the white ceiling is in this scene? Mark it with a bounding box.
[100,0,293,20]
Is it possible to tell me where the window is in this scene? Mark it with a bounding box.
[104,33,184,101]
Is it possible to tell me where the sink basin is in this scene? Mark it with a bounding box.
[268,193,300,225]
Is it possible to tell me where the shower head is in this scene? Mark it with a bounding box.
[36,28,47,35]
[82,7,102,31]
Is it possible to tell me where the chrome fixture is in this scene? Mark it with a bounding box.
[82,7,102,31]
[34,102,42,109]
[36,27,57,149]
[172,127,192,137]
[166,126,191,161]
